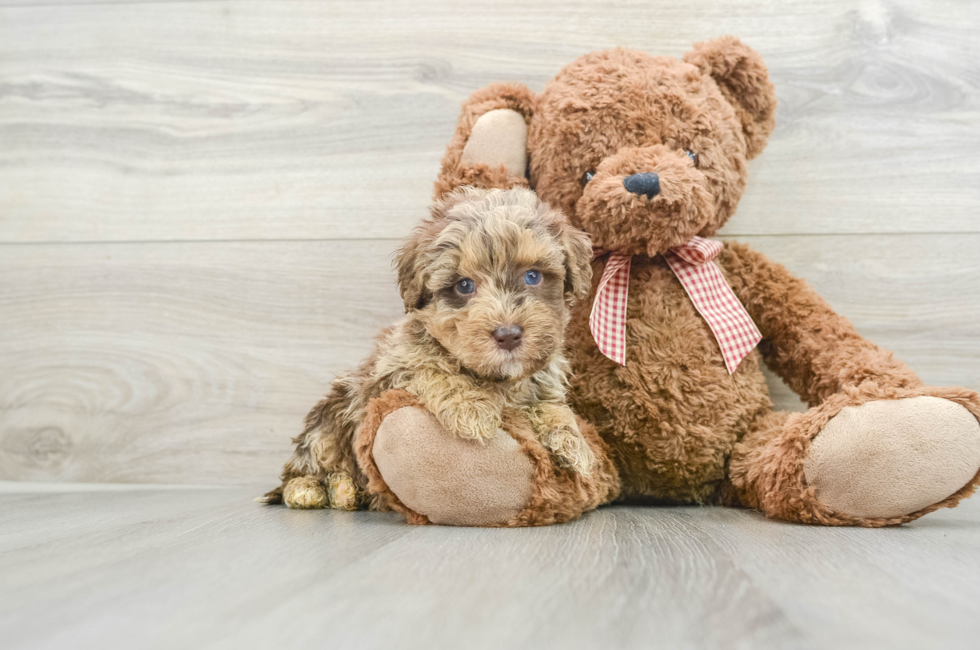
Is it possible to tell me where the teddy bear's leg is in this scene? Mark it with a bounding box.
[729,387,980,526]
[353,390,620,527]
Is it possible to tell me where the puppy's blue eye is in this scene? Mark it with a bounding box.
[455,278,476,295]
[523,270,542,286]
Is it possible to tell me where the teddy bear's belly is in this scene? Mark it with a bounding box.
[567,256,772,504]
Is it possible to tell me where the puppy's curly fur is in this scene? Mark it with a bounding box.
[260,187,594,510]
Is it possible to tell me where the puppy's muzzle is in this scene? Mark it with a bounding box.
[492,324,524,351]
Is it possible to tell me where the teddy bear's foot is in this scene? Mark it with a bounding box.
[803,396,980,519]
[354,389,621,527]
[282,476,328,509]
[731,387,980,526]
[372,405,536,526]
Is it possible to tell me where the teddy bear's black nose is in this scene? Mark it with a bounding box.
[492,325,524,351]
[623,172,660,199]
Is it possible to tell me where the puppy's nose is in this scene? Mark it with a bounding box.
[623,172,660,199]
[492,325,524,351]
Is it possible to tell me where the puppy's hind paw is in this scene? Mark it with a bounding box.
[543,428,596,475]
[328,472,359,511]
[283,476,328,509]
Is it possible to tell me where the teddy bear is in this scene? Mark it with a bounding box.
[353,36,980,527]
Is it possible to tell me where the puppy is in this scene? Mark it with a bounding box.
[261,187,594,510]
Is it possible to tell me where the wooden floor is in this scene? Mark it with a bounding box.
[2,483,979,650]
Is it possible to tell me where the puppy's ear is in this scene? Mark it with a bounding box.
[549,215,593,305]
[395,190,478,311]
[394,217,442,312]
[435,82,537,199]
[684,36,777,159]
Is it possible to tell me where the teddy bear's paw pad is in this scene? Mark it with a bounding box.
[283,476,328,509]
[803,396,980,519]
[328,473,359,511]
[459,108,527,178]
[374,406,534,526]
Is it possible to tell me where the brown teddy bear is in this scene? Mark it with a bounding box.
[354,36,980,527]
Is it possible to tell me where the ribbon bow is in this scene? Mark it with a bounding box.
[588,236,761,374]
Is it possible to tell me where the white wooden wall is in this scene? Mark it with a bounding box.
[1,0,978,485]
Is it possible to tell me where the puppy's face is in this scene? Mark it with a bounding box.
[397,188,592,380]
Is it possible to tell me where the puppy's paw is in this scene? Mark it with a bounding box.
[442,402,501,444]
[283,476,328,509]
[327,472,359,511]
[542,427,596,474]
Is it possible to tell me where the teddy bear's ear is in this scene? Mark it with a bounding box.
[683,36,777,159]
[434,82,537,199]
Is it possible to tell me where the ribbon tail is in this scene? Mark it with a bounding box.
[589,252,631,366]
[664,250,761,374]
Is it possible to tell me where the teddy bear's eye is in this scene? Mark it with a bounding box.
[455,278,476,295]
[581,170,596,185]
[685,150,700,168]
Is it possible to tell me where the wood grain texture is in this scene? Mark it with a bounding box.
[2,483,980,650]
[0,239,404,483]
[0,0,978,242]
[2,234,978,484]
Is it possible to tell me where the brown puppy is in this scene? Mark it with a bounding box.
[261,187,594,510]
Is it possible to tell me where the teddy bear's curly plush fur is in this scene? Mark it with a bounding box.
[350,36,980,528]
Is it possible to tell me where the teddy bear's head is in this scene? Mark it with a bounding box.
[442,37,777,257]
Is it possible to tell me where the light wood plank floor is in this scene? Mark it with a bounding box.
[2,482,979,650]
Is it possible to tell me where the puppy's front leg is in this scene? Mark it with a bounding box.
[527,403,596,474]
[406,371,502,443]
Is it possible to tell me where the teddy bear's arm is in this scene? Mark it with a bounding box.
[434,82,536,199]
[718,241,922,407]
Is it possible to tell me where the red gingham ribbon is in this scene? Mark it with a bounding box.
[589,237,761,373]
